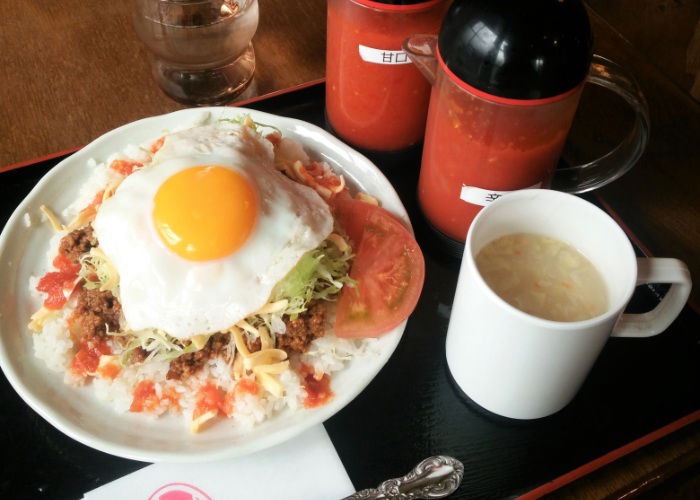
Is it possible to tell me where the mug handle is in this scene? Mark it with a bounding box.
[611,258,692,338]
[552,54,651,193]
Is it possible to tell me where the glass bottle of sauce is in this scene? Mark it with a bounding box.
[416,0,593,241]
[326,0,449,152]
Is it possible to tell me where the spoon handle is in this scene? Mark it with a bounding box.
[344,455,464,500]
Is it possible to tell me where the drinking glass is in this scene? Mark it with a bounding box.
[133,0,259,105]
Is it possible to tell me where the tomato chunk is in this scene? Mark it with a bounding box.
[110,159,143,176]
[222,378,259,416]
[299,364,333,408]
[130,380,160,413]
[69,340,111,377]
[150,136,165,154]
[36,253,81,310]
[333,198,425,337]
[96,360,120,380]
[53,254,80,274]
[193,382,225,420]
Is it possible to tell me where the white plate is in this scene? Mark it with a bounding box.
[0,107,409,463]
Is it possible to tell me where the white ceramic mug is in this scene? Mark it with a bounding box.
[445,189,692,420]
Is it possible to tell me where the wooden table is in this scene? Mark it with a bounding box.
[1,1,698,498]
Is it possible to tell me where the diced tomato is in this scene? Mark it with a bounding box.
[306,161,325,177]
[37,253,81,310]
[130,380,160,413]
[299,364,333,408]
[53,254,81,274]
[236,378,259,396]
[160,386,181,411]
[265,133,281,147]
[150,136,165,154]
[193,383,225,420]
[69,340,111,377]
[109,159,143,176]
[332,197,425,337]
[96,359,121,380]
[317,176,342,193]
[76,189,106,222]
[37,271,77,309]
[298,162,343,197]
[222,391,236,417]
[221,378,259,417]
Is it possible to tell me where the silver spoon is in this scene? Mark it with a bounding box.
[344,455,464,499]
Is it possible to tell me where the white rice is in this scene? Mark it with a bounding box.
[32,314,73,373]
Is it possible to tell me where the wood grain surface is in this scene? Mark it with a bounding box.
[1,0,699,498]
[0,0,326,167]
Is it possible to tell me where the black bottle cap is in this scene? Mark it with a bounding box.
[438,0,593,100]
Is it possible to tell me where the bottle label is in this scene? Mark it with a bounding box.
[358,45,411,65]
[460,183,543,206]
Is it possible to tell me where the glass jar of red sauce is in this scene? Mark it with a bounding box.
[404,0,650,243]
[326,0,449,152]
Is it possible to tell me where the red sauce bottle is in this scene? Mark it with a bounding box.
[411,0,594,242]
[326,0,449,152]
[419,60,585,242]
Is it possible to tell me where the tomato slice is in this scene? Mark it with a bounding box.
[333,198,425,338]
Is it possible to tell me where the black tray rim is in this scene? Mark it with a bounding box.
[3,77,698,498]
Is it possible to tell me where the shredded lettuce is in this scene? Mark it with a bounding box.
[269,238,356,320]
[79,248,119,292]
[219,114,281,136]
[109,327,198,365]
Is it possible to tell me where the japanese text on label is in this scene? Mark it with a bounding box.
[358,45,411,65]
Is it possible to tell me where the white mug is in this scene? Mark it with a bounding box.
[445,189,692,420]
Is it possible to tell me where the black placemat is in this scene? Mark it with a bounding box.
[1,82,698,499]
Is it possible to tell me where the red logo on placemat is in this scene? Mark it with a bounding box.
[149,483,212,500]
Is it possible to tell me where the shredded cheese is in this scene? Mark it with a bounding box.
[235,319,258,337]
[190,409,218,433]
[228,324,290,398]
[327,233,350,254]
[39,205,65,232]
[243,349,287,371]
[258,325,273,350]
[65,208,96,232]
[81,247,119,292]
[190,334,210,350]
[254,300,288,315]
[332,174,346,194]
[28,306,55,332]
[254,372,285,398]
[101,178,124,203]
[355,192,380,206]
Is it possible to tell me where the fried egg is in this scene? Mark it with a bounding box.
[92,124,333,338]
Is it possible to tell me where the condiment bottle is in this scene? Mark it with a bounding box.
[326,0,449,152]
[404,0,650,243]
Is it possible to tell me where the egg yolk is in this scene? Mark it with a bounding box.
[153,166,258,261]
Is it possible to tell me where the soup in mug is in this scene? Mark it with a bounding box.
[475,233,608,322]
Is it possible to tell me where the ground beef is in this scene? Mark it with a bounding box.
[72,288,122,341]
[245,336,262,353]
[130,347,149,364]
[166,332,230,381]
[59,225,96,265]
[276,301,326,353]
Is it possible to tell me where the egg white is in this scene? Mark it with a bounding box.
[93,124,333,338]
